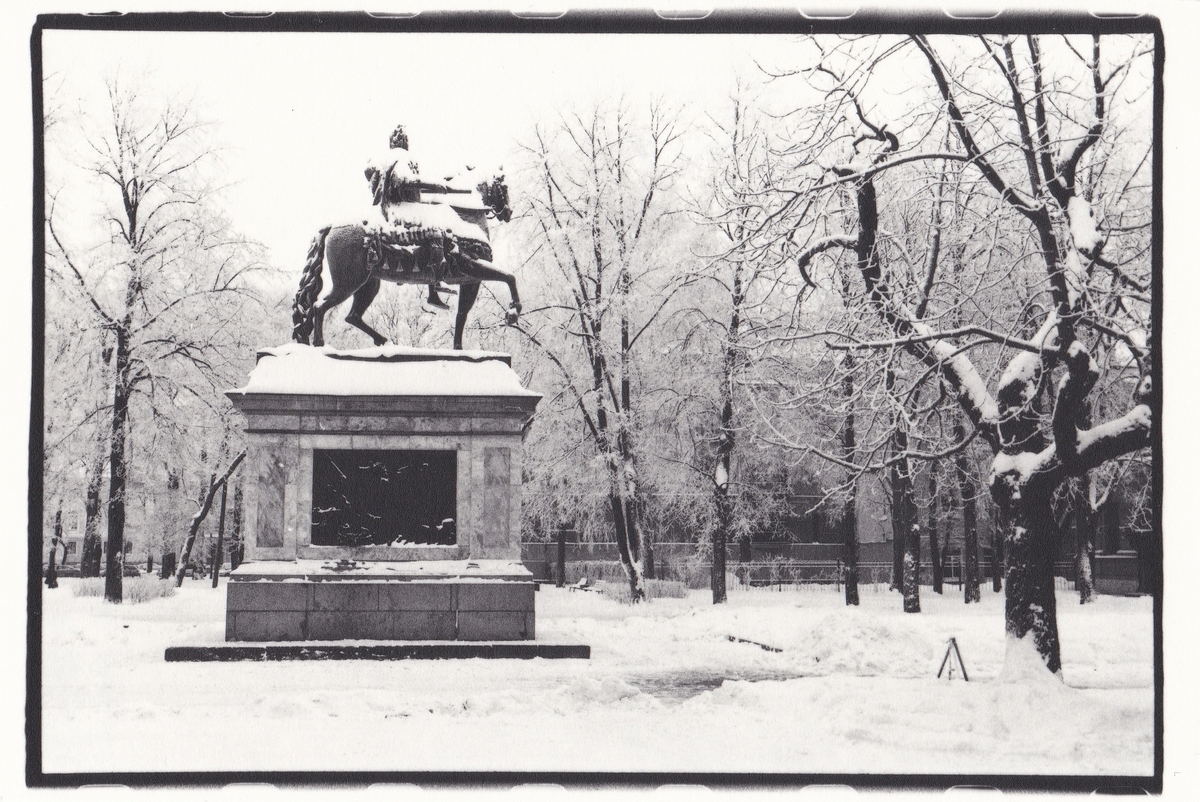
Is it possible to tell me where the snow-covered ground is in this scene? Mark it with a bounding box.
[39,580,1154,776]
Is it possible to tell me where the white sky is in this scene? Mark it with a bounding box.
[43,29,799,269]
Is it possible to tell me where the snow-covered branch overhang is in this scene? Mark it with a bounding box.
[989,400,1152,502]
[824,324,1063,358]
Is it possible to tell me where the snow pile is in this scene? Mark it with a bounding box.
[998,350,1041,403]
[989,445,1055,486]
[998,313,1058,407]
[551,676,662,713]
[789,607,944,677]
[1075,404,1152,455]
[385,201,489,244]
[230,343,541,398]
[365,153,421,186]
[996,633,1067,685]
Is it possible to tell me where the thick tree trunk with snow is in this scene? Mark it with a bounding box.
[610,491,645,601]
[998,480,1063,674]
[711,392,735,604]
[608,445,646,601]
[902,522,921,613]
[893,428,921,613]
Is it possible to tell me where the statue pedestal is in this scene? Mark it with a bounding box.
[223,344,542,642]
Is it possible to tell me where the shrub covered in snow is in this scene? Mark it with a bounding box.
[598,578,689,603]
[125,577,177,603]
[69,577,176,603]
[70,578,104,598]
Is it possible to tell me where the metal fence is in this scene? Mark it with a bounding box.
[552,557,1080,594]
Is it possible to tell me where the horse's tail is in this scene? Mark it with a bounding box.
[292,226,331,344]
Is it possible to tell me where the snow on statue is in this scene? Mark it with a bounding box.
[292,124,520,350]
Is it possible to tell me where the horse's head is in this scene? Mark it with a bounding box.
[476,174,512,224]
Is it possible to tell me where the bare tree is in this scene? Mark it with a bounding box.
[753,34,1153,673]
[513,102,686,601]
[45,78,268,602]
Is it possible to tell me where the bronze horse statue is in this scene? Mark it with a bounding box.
[292,175,520,350]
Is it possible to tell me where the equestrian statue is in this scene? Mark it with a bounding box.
[292,125,520,350]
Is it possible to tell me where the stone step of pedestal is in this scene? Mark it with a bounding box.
[226,575,538,641]
[165,642,590,662]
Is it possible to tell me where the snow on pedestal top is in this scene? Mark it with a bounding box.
[229,343,541,398]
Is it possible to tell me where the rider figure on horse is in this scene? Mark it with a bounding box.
[292,124,519,350]
[367,125,454,309]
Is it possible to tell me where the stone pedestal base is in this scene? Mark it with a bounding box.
[225,560,536,642]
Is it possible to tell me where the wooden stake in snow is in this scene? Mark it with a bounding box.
[937,636,970,681]
[175,452,245,588]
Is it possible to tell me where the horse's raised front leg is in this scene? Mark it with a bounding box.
[345,277,389,347]
[463,259,521,324]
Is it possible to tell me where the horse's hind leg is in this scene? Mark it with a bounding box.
[453,282,481,350]
[311,283,357,347]
[345,277,389,346]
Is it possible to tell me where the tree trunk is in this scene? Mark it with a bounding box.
[46,507,63,589]
[712,478,730,604]
[890,462,905,591]
[843,482,859,606]
[903,520,921,613]
[46,547,58,589]
[230,484,244,570]
[955,424,981,603]
[992,518,1004,592]
[893,426,921,613]
[841,357,859,606]
[609,491,645,601]
[1135,524,1159,596]
[1001,480,1063,674]
[929,467,943,594]
[1074,478,1096,604]
[642,502,655,580]
[176,473,215,585]
[556,525,567,587]
[711,392,735,604]
[211,481,228,589]
[175,452,246,587]
[103,326,132,604]
[887,368,905,592]
[80,446,105,577]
